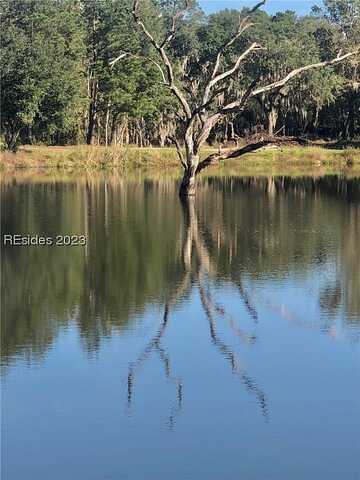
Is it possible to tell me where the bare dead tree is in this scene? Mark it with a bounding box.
[110,0,358,195]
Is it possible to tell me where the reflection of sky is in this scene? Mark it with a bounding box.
[199,0,322,16]
[3,269,359,479]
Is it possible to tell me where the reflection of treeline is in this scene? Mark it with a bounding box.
[201,176,360,200]
[2,182,85,364]
[196,176,360,322]
[1,178,184,365]
[77,178,185,352]
[2,176,359,366]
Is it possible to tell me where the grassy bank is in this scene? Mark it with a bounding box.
[1,145,186,171]
[1,144,360,176]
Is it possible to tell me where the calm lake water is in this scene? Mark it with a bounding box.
[1,174,360,480]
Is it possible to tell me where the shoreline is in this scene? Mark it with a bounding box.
[1,144,360,177]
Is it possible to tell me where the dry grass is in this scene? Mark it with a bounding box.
[1,144,360,177]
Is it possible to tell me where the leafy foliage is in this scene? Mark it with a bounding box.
[0,0,359,150]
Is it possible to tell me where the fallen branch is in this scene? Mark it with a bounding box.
[196,136,310,174]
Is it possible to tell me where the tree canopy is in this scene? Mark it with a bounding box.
[0,0,359,151]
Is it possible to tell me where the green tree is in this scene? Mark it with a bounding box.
[0,0,86,150]
[312,0,360,138]
[82,0,175,146]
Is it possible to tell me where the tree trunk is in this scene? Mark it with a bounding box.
[28,125,33,145]
[86,80,97,145]
[159,117,167,147]
[179,161,198,197]
[105,102,110,147]
[347,97,355,140]
[110,114,118,145]
[5,128,21,152]
[268,107,278,136]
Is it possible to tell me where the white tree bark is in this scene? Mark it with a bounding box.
[112,0,358,195]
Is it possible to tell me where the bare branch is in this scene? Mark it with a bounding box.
[248,0,266,14]
[160,0,191,48]
[210,0,266,79]
[203,43,262,107]
[133,0,161,50]
[209,19,254,82]
[221,50,358,114]
[214,43,263,86]
[132,0,192,119]
[109,52,129,67]
[110,52,167,84]
[168,136,187,169]
[251,51,358,96]
[202,0,266,106]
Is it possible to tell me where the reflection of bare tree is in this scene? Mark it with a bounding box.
[237,281,258,323]
[198,279,267,417]
[127,197,268,425]
[181,197,267,418]
[127,274,190,428]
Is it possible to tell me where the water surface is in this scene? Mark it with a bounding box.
[1,174,359,479]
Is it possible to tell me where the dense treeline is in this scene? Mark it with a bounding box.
[1,0,359,151]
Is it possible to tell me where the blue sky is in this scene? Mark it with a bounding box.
[199,0,322,16]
